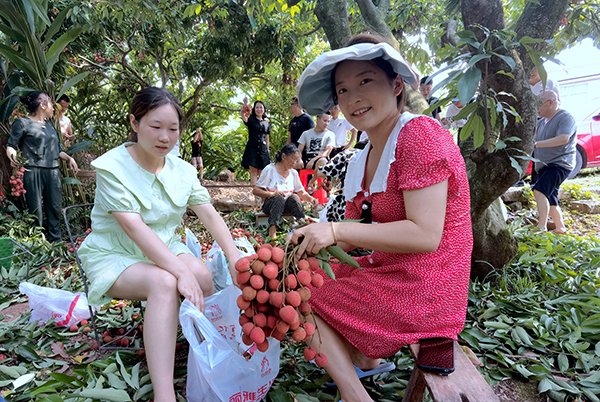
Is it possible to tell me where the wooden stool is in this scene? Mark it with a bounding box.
[402,342,500,402]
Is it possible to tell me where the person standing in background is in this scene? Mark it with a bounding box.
[532,90,576,234]
[419,76,442,121]
[6,91,78,243]
[442,97,467,136]
[57,94,75,148]
[328,105,357,158]
[287,97,315,147]
[191,128,203,181]
[530,67,560,100]
[241,98,271,185]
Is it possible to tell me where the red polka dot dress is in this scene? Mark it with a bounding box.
[308,115,473,359]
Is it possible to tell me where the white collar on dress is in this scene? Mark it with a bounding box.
[343,112,421,202]
[92,143,197,209]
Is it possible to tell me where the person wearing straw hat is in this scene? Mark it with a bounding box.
[288,34,472,401]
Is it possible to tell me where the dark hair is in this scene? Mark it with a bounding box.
[20,91,51,114]
[332,33,406,110]
[420,76,432,86]
[250,100,268,120]
[128,87,183,142]
[316,112,330,119]
[57,94,71,103]
[291,97,299,105]
[275,144,299,163]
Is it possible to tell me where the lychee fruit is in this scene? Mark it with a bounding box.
[296,270,312,286]
[250,326,265,344]
[80,320,88,326]
[298,287,311,302]
[237,295,251,310]
[286,291,302,307]
[297,259,310,271]
[251,260,265,275]
[300,302,312,316]
[271,327,286,341]
[263,262,278,279]
[250,274,264,290]
[237,271,251,284]
[315,353,328,368]
[242,286,257,301]
[242,333,253,346]
[256,289,270,304]
[69,324,78,332]
[268,278,280,291]
[235,258,250,272]
[308,257,320,271]
[304,322,315,337]
[285,274,298,289]
[276,320,290,334]
[267,314,278,328]
[292,327,307,342]
[280,305,298,324]
[242,322,255,335]
[311,273,324,288]
[239,314,251,326]
[256,339,269,352]
[269,292,284,308]
[254,313,267,328]
[257,303,270,313]
[303,347,316,361]
[271,247,285,263]
[257,247,272,262]
[121,338,130,347]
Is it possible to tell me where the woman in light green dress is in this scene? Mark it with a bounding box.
[79,87,241,402]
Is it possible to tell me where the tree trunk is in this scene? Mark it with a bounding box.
[354,0,395,45]
[462,0,569,278]
[314,0,352,50]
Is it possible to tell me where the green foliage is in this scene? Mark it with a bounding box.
[561,184,599,202]
[464,230,600,401]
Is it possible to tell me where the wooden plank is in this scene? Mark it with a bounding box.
[401,368,427,402]
[407,342,500,402]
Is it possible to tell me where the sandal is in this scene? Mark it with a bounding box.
[325,362,396,387]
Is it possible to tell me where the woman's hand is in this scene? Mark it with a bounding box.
[310,197,319,209]
[271,190,285,198]
[289,222,336,260]
[68,157,78,173]
[177,271,205,312]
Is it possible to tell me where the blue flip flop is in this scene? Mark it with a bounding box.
[325,361,396,387]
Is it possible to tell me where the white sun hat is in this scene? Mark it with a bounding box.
[296,42,418,115]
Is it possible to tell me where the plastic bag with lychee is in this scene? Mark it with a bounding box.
[234,241,360,367]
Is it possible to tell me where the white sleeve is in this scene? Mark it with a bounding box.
[255,165,273,189]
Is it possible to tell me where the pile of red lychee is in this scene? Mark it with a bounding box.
[235,244,328,368]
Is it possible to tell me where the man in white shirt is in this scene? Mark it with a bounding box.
[297,113,335,171]
[442,97,467,132]
[328,105,357,158]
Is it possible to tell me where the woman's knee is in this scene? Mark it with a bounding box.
[182,255,215,295]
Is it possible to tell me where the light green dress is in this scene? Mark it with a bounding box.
[78,143,210,305]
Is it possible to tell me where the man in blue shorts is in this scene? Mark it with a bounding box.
[532,90,577,233]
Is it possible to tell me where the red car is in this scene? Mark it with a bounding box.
[571,109,600,177]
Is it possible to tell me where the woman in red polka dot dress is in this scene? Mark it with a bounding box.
[290,34,472,401]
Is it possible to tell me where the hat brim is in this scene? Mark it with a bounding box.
[296,43,418,115]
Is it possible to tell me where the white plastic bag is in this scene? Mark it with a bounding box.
[202,235,255,292]
[19,282,91,327]
[180,285,280,402]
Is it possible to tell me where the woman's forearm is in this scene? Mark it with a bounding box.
[190,203,240,263]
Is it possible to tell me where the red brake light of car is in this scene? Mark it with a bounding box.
[593,114,600,122]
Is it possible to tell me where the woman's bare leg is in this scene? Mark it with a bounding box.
[107,262,181,402]
[179,253,215,297]
[249,166,260,186]
[304,314,374,402]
